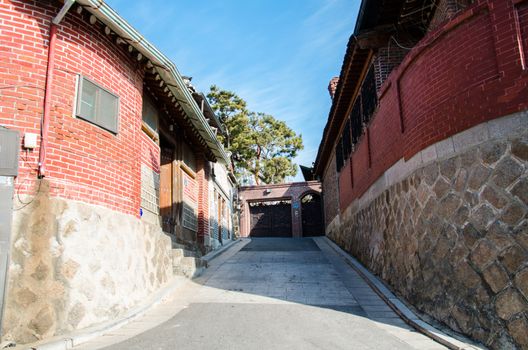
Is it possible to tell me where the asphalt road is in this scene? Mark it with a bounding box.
[79,238,446,350]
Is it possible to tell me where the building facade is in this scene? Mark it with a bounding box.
[239,181,323,238]
[0,0,235,345]
[314,0,528,348]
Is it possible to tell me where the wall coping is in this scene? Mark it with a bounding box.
[342,110,528,218]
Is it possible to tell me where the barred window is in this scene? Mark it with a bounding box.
[335,137,344,172]
[142,93,159,140]
[361,65,378,125]
[342,119,352,160]
[182,201,198,232]
[182,141,197,173]
[351,98,362,144]
[76,76,119,133]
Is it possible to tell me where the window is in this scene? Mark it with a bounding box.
[182,201,198,232]
[335,137,344,172]
[360,65,378,125]
[181,141,197,173]
[141,93,159,140]
[76,76,119,133]
[342,119,352,160]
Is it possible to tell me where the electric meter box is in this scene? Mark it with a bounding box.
[0,128,20,176]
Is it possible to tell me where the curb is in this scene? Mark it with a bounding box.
[321,237,485,350]
[17,276,189,350]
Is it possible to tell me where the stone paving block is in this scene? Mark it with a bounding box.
[374,321,414,334]
[348,287,376,293]
[361,304,394,312]
[353,296,386,305]
[69,238,465,350]
[351,291,380,299]
[372,317,410,328]
[403,339,447,350]
[366,311,399,318]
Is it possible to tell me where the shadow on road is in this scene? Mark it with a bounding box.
[98,237,446,350]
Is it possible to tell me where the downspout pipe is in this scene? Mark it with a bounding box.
[38,0,75,178]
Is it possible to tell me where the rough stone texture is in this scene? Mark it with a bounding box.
[328,130,528,349]
[483,263,510,293]
[323,154,339,235]
[508,315,528,348]
[511,177,528,205]
[495,288,526,320]
[517,268,528,299]
[3,181,174,344]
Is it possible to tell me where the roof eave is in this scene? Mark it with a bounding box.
[76,0,231,166]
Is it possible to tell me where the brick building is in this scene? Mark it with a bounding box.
[314,0,528,348]
[238,181,323,238]
[0,0,235,345]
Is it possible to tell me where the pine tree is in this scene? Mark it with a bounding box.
[207,86,303,184]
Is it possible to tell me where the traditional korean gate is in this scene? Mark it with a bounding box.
[249,201,292,237]
[301,193,324,237]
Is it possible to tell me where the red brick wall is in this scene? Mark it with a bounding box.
[196,156,209,244]
[336,0,528,210]
[338,160,353,212]
[1,0,148,216]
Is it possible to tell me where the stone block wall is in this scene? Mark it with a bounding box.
[328,0,528,213]
[3,180,173,344]
[329,119,528,349]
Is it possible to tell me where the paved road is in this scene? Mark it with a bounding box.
[77,238,446,350]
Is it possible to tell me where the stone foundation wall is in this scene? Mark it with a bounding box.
[3,181,173,344]
[322,154,339,229]
[329,120,528,348]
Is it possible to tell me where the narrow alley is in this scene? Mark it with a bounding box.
[2,1,527,349]
[74,238,447,350]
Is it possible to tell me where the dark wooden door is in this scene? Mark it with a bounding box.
[301,194,323,237]
[249,202,292,237]
[160,146,173,233]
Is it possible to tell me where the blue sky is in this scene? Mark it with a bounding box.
[106,0,360,182]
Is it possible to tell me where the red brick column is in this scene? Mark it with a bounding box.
[196,155,209,245]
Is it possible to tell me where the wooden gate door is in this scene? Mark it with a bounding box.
[160,146,174,233]
[301,194,323,237]
[249,202,292,237]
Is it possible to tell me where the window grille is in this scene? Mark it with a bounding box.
[335,137,344,172]
[361,65,377,125]
[76,76,119,133]
[350,99,362,144]
[182,141,197,173]
[335,64,378,174]
[342,119,352,160]
[182,201,198,231]
[142,93,159,138]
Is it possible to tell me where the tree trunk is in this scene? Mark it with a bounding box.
[254,146,261,185]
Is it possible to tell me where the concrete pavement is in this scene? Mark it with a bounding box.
[73,238,448,350]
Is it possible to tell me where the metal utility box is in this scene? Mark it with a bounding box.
[0,128,20,176]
